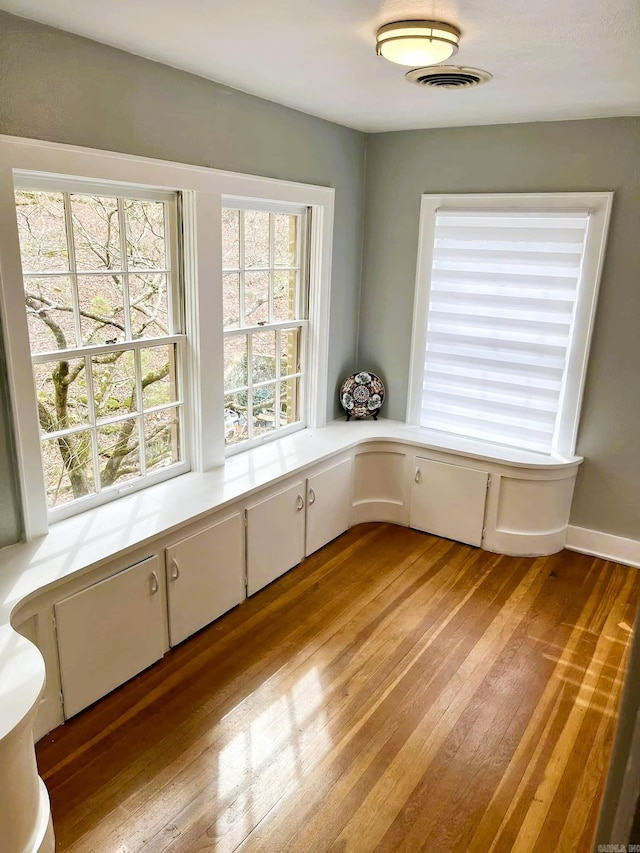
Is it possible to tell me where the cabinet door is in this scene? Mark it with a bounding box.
[410,458,488,547]
[306,458,352,557]
[246,480,305,595]
[166,513,244,647]
[55,555,164,718]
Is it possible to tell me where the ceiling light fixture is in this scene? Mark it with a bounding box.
[376,20,461,67]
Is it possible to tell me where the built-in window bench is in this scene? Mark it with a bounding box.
[0,418,581,853]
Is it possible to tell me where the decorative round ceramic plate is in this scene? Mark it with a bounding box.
[340,371,385,420]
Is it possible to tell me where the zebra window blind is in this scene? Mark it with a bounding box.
[420,209,591,454]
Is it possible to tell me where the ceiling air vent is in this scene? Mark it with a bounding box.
[406,66,492,89]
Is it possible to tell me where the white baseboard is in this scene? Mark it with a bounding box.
[566,526,640,569]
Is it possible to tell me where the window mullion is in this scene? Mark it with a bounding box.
[269,212,275,324]
[22,268,172,277]
[239,210,245,327]
[134,347,146,478]
[219,266,297,274]
[168,198,182,335]
[275,326,281,431]
[247,332,253,441]
[63,191,83,348]
[298,325,305,424]
[118,198,132,340]
[30,333,185,363]
[299,210,310,320]
[83,353,102,494]
[222,319,306,337]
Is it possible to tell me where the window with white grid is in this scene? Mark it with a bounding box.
[14,178,188,518]
[222,202,308,451]
[408,194,613,456]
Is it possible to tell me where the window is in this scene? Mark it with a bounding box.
[408,193,613,456]
[0,138,334,538]
[221,201,308,451]
[13,179,188,518]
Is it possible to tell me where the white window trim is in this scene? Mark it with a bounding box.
[0,135,334,539]
[407,192,613,457]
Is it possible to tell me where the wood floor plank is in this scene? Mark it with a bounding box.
[324,559,552,852]
[232,551,526,852]
[45,525,441,850]
[135,535,485,853]
[374,554,604,851]
[35,524,640,853]
[465,558,617,853]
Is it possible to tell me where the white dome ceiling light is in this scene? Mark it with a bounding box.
[376,20,461,68]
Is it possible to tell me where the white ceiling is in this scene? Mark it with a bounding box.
[1,0,639,132]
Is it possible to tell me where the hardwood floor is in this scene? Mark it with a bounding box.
[36,523,640,852]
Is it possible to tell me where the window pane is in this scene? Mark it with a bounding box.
[15,190,69,273]
[77,274,125,345]
[124,199,166,270]
[224,394,248,446]
[280,378,300,426]
[274,213,298,267]
[273,271,297,322]
[251,330,276,383]
[222,209,240,269]
[280,328,301,377]
[25,276,77,352]
[34,359,88,433]
[141,344,176,410]
[223,273,240,329]
[129,274,170,338]
[42,431,96,508]
[243,210,269,268]
[245,272,269,325]
[144,408,180,473]
[253,383,276,437]
[224,335,247,391]
[98,419,141,488]
[71,194,121,271]
[92,350,137,421]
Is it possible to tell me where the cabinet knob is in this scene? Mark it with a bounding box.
[169,558,180,581]
[150,571,159,594]
[415,468,421,484]
[297,494,305,511]
[308,487,316,506]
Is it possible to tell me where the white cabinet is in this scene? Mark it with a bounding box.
[246,479,305,595]
[55,555,165,718]
[166,513,244,647]
[482,471,577,556]
[410,457,488,547]
[351,444,410,525]
[306,458,352,557]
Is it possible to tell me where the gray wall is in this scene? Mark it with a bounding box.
[0,12,366,546]
[360,117,640,539]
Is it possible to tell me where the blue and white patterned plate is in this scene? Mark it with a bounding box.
[340,371,385,420]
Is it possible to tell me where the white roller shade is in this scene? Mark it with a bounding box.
[421,209,591,453]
